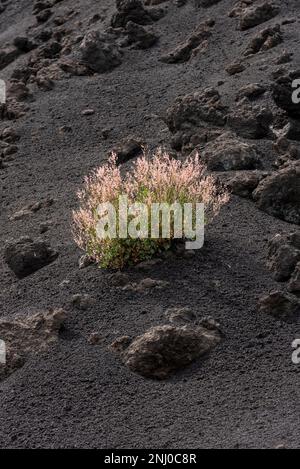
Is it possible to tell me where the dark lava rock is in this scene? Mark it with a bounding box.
[239,2,279,30]
[244,24,283,56]
[58,57,91,77]
[274,50,293,65]
[34,29,53,43]
[267,232,300,281]
[0,46,20,71]
[258,291,300,321]
[227,100,273,139]
[79,31,122,73]
[160,20,214,64]
[124,21,158,49]
[33,1,52,14]
[13,37,37,53]
[165,87,227,152]
[0,309,66,381]
[9,199,53,221]
[272,70,300,120]
[272,136,299,167]
[4,237,58,278]
[37,41,62,59]
[200,132,261,171]
[227,171,266,198]
[164,306,197,325]
[111,323,221,379]
[285,119,300,142]
[236,83,267,101]
[253,161,300,224]
[11,65,35,83]
[7,81,31,102]
[36,8,52,23]
[0,99,28,120]
[225,62,246,76]
[111,0,159,28]
[0,127,20,143]
[112,136,143,165]
[166,88,227,131]
[71,294,96,311]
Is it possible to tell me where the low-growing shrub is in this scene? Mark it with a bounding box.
[73,149,229,269]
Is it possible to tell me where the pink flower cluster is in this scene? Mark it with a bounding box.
[73,149,229,265]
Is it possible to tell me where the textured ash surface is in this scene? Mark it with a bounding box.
[0,0,300,449]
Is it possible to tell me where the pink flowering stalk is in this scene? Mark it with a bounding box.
[73,149,229,268]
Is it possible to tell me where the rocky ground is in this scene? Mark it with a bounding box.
[0,0,300,449]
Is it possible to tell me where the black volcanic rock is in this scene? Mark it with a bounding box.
[253,161,300,224]
[0,309,66,381]
[79,31,122,73]
[272,70,300,119]
[0,46,20,71]
[165,87,227,152]
[160,19,214,64]
[124,21,158,49]
[4,237,58,278]
[244,24,283,56]
[258,290,300,321]
[227,100,273,139]
[111,0,155,27]
[267,232,300,281]
[111,323,221,379]
[239,2,279,30]
[200,132,261,171]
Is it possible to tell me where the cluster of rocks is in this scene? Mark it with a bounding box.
[244,24,283,56]
[164,86,274,153]
[0,0,166,94]
[0,309,66,382]
[0,0,299,388]
[162,2,299,225]
[108,0,164,51]
[111,307,221,379]
[0,0,86,118]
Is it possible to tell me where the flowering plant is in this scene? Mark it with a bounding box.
[73,149,229,269]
